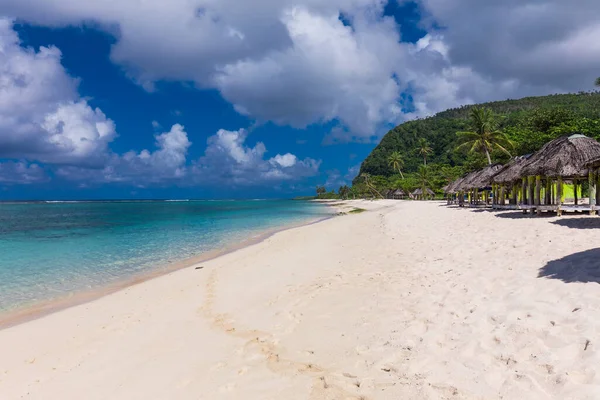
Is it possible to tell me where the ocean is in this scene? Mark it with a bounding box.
[0,200,331,313]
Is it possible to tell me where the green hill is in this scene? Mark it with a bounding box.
[355,92,600,192]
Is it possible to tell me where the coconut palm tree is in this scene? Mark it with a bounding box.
[596,77,600,86]
[456,107,512,165]
[360,173,383,199]
[416,165,432,199]
[338,185,350,199]
[417,138,433,166]
[387,151,404,178]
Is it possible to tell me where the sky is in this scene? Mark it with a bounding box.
[0,0,599,200]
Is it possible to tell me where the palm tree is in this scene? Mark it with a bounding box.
[417,138,433,166]
[596,77,600,86]
[315,185,326,198]
[456,107,512,165]
[416,165,433,200]
[338,185,350,199]
[360,173,383,199]
[387,151,404,178]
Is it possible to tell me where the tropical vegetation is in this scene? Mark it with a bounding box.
[312,92,600,200]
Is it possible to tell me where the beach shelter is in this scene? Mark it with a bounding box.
[490,154,533,208]
[391,189,406,200]
[517,134,600,215]
[412,187,435,200]
[458,164,503,207]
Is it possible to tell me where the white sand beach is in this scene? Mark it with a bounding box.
[2,200,600,399]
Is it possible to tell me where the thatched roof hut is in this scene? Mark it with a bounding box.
[392,189,406,196]
[446,176,468,193]
[468,164,503,189]
[520,134,600,178]
[412,187,435,196]
[453,170,481,192]
[491,154,533,184]
[455,164,503,191]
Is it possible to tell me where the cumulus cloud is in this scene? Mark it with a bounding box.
[0,161,47,184]
[0,18,116,166]
[3,0,596,141]
[56,124,191,185]
[416,0,600,89]
[0,0,407,139]
[192,128,320,186]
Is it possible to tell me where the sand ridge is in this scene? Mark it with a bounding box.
[1,200,600,399]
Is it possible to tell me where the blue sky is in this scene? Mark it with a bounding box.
[0,0,597,199]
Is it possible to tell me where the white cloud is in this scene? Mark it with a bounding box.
[0,1,408,139]
[0,0,598,150]
[55,125,318,188]
[0,18,116,166]
[0,161,47,184]
[270,153,297,168]
[192,128,320,186]
[56,124,191,185]
[4,0,597,142]
[215,6,404,138]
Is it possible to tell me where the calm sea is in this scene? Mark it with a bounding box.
[0,200,331,313]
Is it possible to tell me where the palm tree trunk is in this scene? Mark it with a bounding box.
[398,169,404,179]
[424,156,427,166]
[485,148,492,165]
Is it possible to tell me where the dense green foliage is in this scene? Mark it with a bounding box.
[352,92,600,196]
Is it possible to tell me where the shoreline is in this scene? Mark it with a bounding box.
[0,213,335,330]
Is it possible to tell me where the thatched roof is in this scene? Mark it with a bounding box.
[446,176,466,193]
[392,189,406,196]
[412,187,435,196]
[468,164,503,189]
[455,164,503,191]
[491,154,532,184]
[452,170,481,192]
[520,134,600,178]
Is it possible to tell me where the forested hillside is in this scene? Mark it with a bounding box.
[351,92,600,196]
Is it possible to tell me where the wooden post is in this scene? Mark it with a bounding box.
[574,179,578,206]
[535,175,542,215]
[512,183,518,205]
[557,176,563,216]
[545,179,551,205]
[527,176,534,215]
[596,170,600,209]
[521,178,527,205]
[590,171,597,216]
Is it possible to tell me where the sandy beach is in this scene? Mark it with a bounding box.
[2,200,600,399]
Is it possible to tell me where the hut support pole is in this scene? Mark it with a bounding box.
[545,179,551,205]
[521,178,527,213]
[596,170,600,210]
[557,177,563,217]
[535,175,542,215]
[527,176,534,215]
[590,171,597,215]
[512,183,518,205]
[574,179,578,206]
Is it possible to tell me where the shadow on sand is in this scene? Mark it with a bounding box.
[539,248,600,284]
[551,218,600,230]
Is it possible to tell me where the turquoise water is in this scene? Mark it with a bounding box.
[0,200,331,313]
